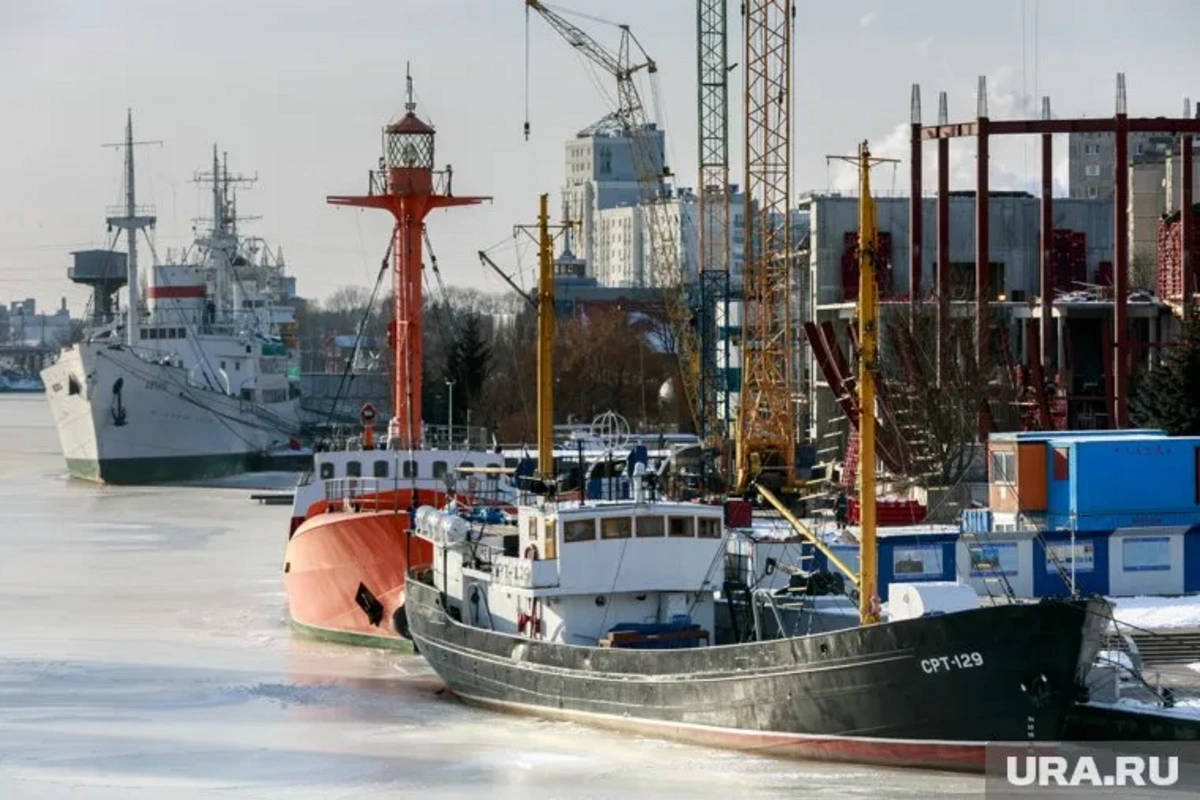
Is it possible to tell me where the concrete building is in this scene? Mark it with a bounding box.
[561,116,747,290]
[1068,131,1178,200]
[796,192,1174,442]
[562,115,664,280]
[3,298,73,348]
[1069,119,1200,281]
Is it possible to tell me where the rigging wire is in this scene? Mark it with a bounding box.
[324,230,394,428]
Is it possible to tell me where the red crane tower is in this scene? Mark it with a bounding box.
[328,67,489,450]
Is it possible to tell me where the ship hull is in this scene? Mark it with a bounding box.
[284,509,433,649]
[41,343,301,485]
[407,578,1106,772]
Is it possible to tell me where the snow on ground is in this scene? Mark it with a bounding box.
[1108,595,1200,631]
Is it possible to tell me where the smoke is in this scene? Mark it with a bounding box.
[827,66,1071,198]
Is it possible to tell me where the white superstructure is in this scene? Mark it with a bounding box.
[42,115,303,484]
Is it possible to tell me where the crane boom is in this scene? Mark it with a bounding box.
[526,0,704,438]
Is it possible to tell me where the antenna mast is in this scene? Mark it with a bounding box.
[193,147,257,322]
[102,110,160,347]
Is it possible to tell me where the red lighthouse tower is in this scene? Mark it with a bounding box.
[328,67,489,449]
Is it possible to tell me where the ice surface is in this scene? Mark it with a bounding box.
[0,396,981,799]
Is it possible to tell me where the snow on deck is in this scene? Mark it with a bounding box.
[745,517,958,544]
[1108,595,1200,631]
[1107,697,1200,720]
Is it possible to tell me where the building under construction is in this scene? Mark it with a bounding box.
[800,76,1200,504]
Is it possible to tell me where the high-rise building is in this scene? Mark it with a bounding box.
[1069,121,1200,278]
[562,115,665,280]
[561,115,751,290]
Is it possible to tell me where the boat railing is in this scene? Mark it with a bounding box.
[323,476,388,508]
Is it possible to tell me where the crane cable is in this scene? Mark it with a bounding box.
[524,3,531,140]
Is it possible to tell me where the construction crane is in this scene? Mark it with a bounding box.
[524,1,709,446]
[735,0,796,496]
[696,0,732,471]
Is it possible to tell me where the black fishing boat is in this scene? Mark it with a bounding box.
[406,571,1106,771]
[399,155,1112,772]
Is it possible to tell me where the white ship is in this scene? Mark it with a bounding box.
[42,112,304,484]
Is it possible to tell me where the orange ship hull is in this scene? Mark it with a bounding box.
[283,506,433,648]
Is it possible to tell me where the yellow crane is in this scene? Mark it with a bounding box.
[758,140,886,626]
[524,1,709,445]
[736,0,796,497]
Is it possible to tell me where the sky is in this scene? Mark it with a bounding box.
[2,0,1199,317]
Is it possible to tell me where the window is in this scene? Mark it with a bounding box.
[1052,447,1069,481]
[403,460,418,479]
[1122,536,1170,572]
[1136,141,1145,156]
[989,449,1015,484]
[1045,542,1094,574]
[346,461,362,478]
[373,460,389,478]
[698,517,721,538]
[1087,186,1099,199]
[461,461,475,469]
[1084,164,1101,177]
[564,519,596,543]
[1084,142,1101,156]
[319,462,335,480]
[432,461,447,479]
[668,516,695,538]
[636,516,665,537]
[893,546,944,578]
[601,517,633,540]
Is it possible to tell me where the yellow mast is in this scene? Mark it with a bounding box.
[856,141,880,625]
[535,193,554,477]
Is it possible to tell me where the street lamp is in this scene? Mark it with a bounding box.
[445,377,455,450]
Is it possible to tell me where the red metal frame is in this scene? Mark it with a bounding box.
[909,76,1200,429]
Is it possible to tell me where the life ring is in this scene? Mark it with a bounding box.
[524,543,539,561]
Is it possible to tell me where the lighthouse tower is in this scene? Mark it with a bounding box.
[328,67,489,450]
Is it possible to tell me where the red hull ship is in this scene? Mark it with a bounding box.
[282,68,506,648]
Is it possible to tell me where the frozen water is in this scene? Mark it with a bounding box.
[0,396,981,799]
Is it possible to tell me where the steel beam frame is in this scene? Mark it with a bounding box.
[908,73,1200,429]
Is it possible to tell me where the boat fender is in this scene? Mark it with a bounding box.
[524,543,539,561]
[392,606,412,640]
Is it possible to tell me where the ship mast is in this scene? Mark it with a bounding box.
[328,64,489,451]
[194,147,256,323]
[856,141,881,625]
[515,194,574,481]
[103,110,158,346]
[535,195,554,476]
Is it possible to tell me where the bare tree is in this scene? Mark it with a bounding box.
[876,302,1020,511]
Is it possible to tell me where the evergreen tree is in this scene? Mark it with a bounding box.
[445,312,491,425]
[1131,315,1200,435]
